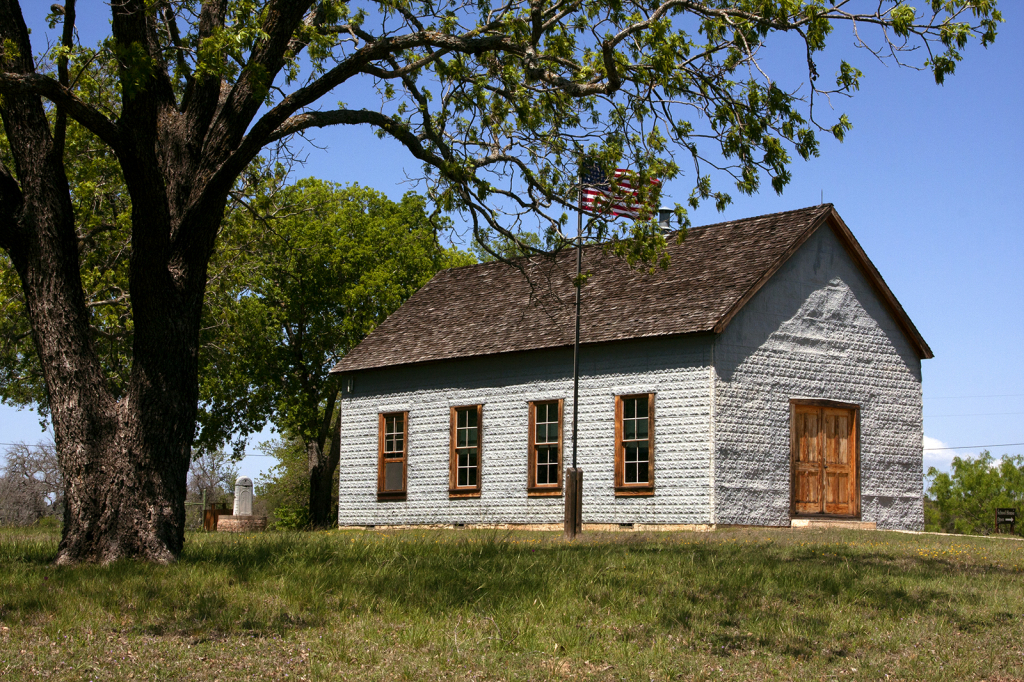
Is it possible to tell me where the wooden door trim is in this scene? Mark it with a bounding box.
[789,399,861,519]
[791,398,860,411]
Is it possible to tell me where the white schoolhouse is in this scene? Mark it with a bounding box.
[331,204,931,530]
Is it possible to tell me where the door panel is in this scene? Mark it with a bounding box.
[792,408,822,514]
[823,409,856,515]
[793,404,858,517]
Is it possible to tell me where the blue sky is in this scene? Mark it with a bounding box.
[1,3,1021,484]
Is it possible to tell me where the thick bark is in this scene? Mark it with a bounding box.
[3,123,217,563]
[0,0,230,565]
[12,172,221,564]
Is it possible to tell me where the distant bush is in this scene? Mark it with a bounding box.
[926,451,1024,536]
[254,437,335,530]
[270,503,310,530]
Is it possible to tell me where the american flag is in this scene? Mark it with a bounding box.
[579,161,659,220]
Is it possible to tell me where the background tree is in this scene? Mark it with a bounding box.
[926,452,1024,537]
[197,179,472,527]
[253,437,311,529]
[0,440,62,526]
[183,446,239,528]
[471,230,546,262]
[186,448,240,506]
[0,0,1000,562]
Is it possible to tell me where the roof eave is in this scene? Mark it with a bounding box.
[330,328,720,376]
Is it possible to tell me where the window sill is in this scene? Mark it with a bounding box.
[614,486,654,497]
[527,488,563,498]
[448,489,482,499]
[377,492,407,502]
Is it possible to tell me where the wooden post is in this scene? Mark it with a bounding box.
[573,468,582,536]
[564,468,582,539]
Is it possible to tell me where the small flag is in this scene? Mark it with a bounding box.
[579,161,659,220]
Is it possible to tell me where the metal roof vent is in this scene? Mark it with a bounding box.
[658,207,674,235]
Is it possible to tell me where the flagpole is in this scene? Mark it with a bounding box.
[565,171,584,539]
[572,200,582,471]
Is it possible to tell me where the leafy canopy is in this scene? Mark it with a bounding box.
[0,55,288,421]
[23,0,1001,265]
[196,178,473,452]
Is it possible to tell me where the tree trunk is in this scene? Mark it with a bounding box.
[20,194,213,564]
[0,32,214,561]
[1,0,274,562]
[307,436,341,529]
[11,185,210,563]
[305,386,340,529]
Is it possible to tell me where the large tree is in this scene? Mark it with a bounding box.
[0,55,283,419]
[0,52,463,535]
[196,179,472,527]
[0,0,1000,563]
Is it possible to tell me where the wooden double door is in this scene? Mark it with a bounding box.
[791,403,859,517]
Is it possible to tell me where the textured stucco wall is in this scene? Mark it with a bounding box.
[712,224,924,530]
[337,336,713,527]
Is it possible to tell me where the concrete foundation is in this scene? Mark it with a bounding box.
[217,515,268,532]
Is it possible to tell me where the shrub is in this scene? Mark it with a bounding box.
[926,451,1024,536]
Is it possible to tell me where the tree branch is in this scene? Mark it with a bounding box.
[0,72,122,152]
[159,1,192,85]
[223,29,521,179]
[181,0,227,138]
[208,0,317,155]
[267,109,444,167]
[53,0,77,157]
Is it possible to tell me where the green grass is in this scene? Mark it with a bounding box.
[1,526,1022,681]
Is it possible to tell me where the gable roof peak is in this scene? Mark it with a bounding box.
[333,204,930,374]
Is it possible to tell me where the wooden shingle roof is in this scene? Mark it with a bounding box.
[332,204,932,373]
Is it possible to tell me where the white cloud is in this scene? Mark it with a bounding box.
[923,435,984,474]
[923,435,955,473]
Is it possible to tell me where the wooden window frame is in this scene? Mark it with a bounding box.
[614,393,655,496]
[449,405,483,498]
[789,399,861,519]
[527,399,564,497]
[377,412,408,501]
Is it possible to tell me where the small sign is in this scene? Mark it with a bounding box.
[995,507,1016,534]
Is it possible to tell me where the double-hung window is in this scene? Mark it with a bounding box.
[377,412,408,499]
[527,400,563,495]
[614,394,655,495]
[449,405,483,497]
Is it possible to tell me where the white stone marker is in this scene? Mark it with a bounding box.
[233,476,254,516]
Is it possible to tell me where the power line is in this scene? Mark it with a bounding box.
[926,442,1024,451]
[925,411,1024,418]
[927,393,1024,399]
